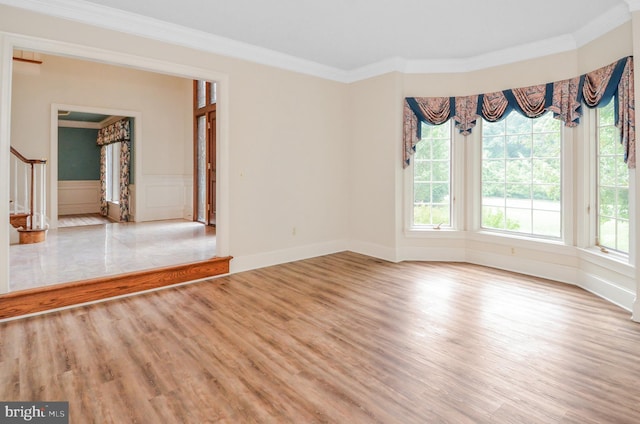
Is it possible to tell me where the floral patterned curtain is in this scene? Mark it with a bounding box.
[99,147,107,216]
[96,118,131,221]
[403,56,635,170]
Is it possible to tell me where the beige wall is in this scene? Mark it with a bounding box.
[227,63,349,258]
[11,53,192,173]
[347,72,403,257]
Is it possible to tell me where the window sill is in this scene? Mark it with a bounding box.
[577,247,634,278]
[467,230,570,256]
[404,227,465,239]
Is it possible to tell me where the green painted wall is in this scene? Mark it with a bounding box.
[58,127,100,180]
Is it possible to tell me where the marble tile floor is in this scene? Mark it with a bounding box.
[9,219,216,292]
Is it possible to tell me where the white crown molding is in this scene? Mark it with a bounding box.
[407,34,578,75]
[0,0,350,81]
[624,0,640,12]
[0,0,633,83]
[57,120,101,129]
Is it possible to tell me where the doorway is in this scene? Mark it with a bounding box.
[194,80,217,226]
[51,104,139,230]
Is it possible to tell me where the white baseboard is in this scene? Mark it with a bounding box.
[466,250,579,286]
[633,299,640,322]
[577,271,636,312]
[347,240,400,262]
[230,240,348,274]
[397,245,467,262]
[8,223,19,245]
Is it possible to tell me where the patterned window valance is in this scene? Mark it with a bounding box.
[403,56,635,169]
[97,118,131,146]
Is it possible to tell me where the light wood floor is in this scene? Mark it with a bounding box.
[57,213,113,228]
[1,252,639,423]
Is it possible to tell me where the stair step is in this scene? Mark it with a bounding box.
[0,256,232,319]
[9,213,29,229]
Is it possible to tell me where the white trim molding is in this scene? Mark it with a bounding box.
[0,0,632,83]
[624,0,640,12]
[633,297,640,322]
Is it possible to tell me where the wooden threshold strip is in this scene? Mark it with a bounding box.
[0,256,232,320]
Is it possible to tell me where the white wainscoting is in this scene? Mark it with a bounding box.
[58,180,100,215]
[135,175,192,222]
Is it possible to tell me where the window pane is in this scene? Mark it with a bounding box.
[506,159,531,183]
[506,184,531,202]
[412,122,451,227]
[432,161,449,182]
[415,140,429,157]
[505,113,530,134]
[482,206,505,230]
[197,80,206,108]
[532,158,560,185]
[483,183,504,199]
[482,160,504,183]
[414,182,431,203]
[507,207,531,233]
[506,135,531,158]
[617,220,630,252]
[196,115,207,222]
[532,133,561,157]
[414,161,431,182]
[617,188,629,220]
[210,82,217,104]
[599,157,617,185]
[533,210,561,237]
[532,114,560,133]
[483,135,505,159]
[432,138,450,160]
[481,111,561,238]
[599,100,615,125]
[596,101,629,253]
[413,204,432,226]
[617,159,629,186]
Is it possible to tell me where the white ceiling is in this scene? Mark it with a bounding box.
[1,0,637,81]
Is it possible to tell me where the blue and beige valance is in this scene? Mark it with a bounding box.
[404,56,635,169]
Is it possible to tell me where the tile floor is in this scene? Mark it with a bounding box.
[9,219,216,292]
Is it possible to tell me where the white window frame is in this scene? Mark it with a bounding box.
[405,121,464,234]
[592,102,633,258]
[478,111,564,241]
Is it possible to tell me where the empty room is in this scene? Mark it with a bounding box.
[1,0,640,422]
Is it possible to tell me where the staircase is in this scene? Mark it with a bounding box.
[9,146,48,244]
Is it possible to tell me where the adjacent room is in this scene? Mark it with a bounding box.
[8,52,219,292]
[0,0,639,422]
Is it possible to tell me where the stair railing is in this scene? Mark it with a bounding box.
[10,146,48,230]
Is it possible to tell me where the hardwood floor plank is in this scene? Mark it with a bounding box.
[1,252,639,423]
